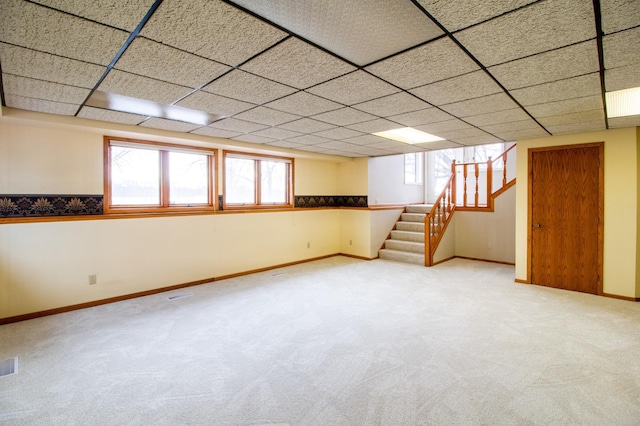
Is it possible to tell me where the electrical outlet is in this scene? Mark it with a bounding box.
[307,242,310,248]
[349,240,353,246]
[88,274,97,285]
[487,243,492,249]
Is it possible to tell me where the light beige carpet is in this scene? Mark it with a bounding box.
[1,256,640,425]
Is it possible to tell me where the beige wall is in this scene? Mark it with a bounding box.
[514,127,639,298]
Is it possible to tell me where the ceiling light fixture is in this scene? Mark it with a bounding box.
[373,127,445,144]
[605,87,640,118]
[85,91,223,126]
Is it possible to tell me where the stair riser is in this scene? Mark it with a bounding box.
[379,249,424,265]
[390,230,424,242]
[396,222,424,232]
[405,205,433,214]
[385,240,424,253]
[401,213,426,223]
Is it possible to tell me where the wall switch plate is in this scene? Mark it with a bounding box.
[89,274,97,285]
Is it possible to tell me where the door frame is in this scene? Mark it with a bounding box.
[526,142,604,294]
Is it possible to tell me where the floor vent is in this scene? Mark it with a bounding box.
[0,357,18,378]
[167,293,193,301]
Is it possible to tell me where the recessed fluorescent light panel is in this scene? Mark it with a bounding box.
[373,127,445,144]
[606,87,640,118]
[85,91,222,126]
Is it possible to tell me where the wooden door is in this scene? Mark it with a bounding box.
[529,143,603,294]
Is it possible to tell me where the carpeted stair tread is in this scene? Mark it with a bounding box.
[401,213,427,223]
[390,230,424,242]
[384,239,425,254]
[405,204,433,214]
[396,221,424,232]
[378,248,424,265]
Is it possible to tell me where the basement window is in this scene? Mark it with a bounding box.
[104,137,216,213]
[223,151,293,209]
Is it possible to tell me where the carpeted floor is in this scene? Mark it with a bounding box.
[1,256,640,425]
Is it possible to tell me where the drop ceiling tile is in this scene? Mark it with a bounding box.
[538,109,605,128]
[481,119,543,135]
[311,107,377,126]
[346,118,402,133]
[603,27,640,69]
[114,38,230,89]
[251,127,303,140]
[601,0,640,34]
[78,106,146,125]
[3,74,90,104]
[286,135,333,146]
[202,70,297,104]
[139,118,202,132]
[306,71,400,104]
[234,107,302,126]
[232,0,443,66]
[527,95,604,119]
[436,127,491,140]
[510,73,602,106]
[278,118,336,133]
[353,92,431,117]
[209,118,269,133]
[415,119,472,134]
[410,71,503,106]
[488,40,600,90]
[343,146,391,157]
[606,64,640,92]
[365,38,479,89]
[4,94,78,115]
[232,134,276,144]
[176,91,254,117]
[455,0,595,66]
[416,0,538,32]
[0,0,129,65]
[388,108,454,127]
[98,70,192,104]
[313,127,364,140]
[264,92,342,116]
[191,127,242,139]
[140,0,287,66]
[440,93,519,117]
[365,140,414,151]
[491,127,550,141]
[320,148,363,157]
[312,141,361,151]
[342,134,390,146]
[454,135,504,145]
[464,108,533,127]
[292,144,333,153]
[608,116,640,128]
[0,43,105,88]
[30,0,155,31]
[241,38,356,89]
[546,119,606,135]
[414,140,463,150]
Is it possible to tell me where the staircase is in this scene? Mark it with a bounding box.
[378,204,432,265]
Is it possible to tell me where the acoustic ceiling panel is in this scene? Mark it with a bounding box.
[416,0,538,32]
[241,38,356,89]
[313,140,362,151]
[286,134,333,146]
[29,0,155,31]
[313,127,364,140]
[410,71,502,106]
[436,127,490,141]
[234,107,302,126]
[177,91,254,117]
[365,38,479,90]
[601,0,640,34]
[278,118,336,133]
[114,38,231,89]
[464,108,534,127]
[608,116,640,128]
[139,117,202,132]
[342,134,390,146]
[605,64,640,92]
[230,0,444,66]
[98,70,192,104]
[311,107,377,126]
[140,0,287,66]
[538,109,605,127]
[78,106,146,125]
[3,75,90,104]
[345,146,393,156]
[0,43,105,89]
[191,127,242,139]
[388,108,454,127]
[306,71,399,105]
[415,118,473,134]
[202,70,297,105]
[414,140,463,150]
[454,135,504,145]
[250,127,303,140]
[264,91,342,116]
[493,127,550,141]
[455,0,595,66]
[602,27,640,69]
[346,118,403,133]
[546,119,606,135]
[352,92,430,117]
[232,134,276,144]
[481,119,544,135]
[4,94,79,115]
[0,0,128,66]
[440,93,518,117]
[208,118,268,134]
[526,95,604,119]
[488,40,600,90]
[510,73,602,106]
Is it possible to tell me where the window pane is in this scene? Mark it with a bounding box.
[261,160,287,204]
[111,146,160,205]
[405,153,417,184]
[169,152,209,205]
[226,157,255,204]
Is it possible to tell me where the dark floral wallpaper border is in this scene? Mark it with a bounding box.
[0,195,104,217]
[295,195,368,208]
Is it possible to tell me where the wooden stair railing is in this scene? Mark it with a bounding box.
[425,144,517,266]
